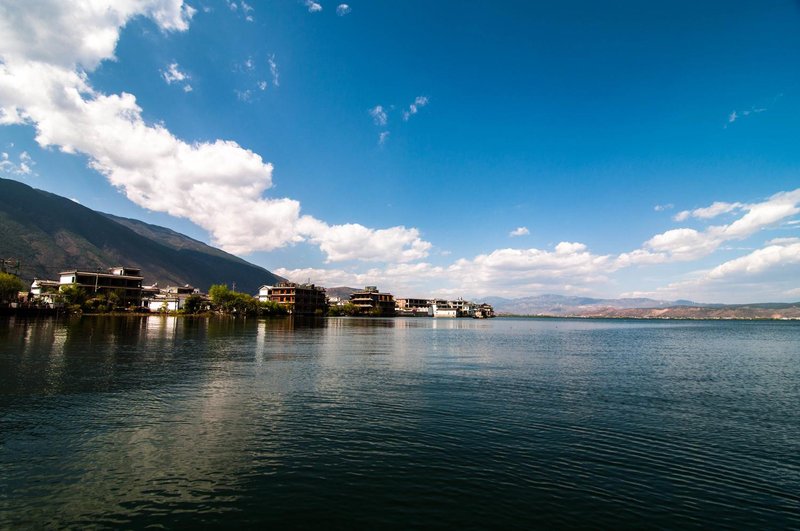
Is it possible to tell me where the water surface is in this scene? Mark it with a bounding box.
[1,316,798,528]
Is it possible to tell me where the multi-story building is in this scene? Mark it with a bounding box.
[58,266,144,306]
[395,298,429,316]
[350,286,395,316]
[268,282,327,315]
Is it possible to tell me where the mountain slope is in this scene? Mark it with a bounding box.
[0,178,282,293]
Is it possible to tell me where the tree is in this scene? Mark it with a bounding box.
[0,272,25,303]
[258,300,288,316]
[183,293,206,314]
[209,284,234,308]
[58,284,87,311]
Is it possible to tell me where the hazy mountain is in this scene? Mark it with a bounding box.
[326,287,360,300]
[483,294,699,315]
[0,178,282,293]
[484,294,799,318]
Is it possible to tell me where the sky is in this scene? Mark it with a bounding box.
[0,0,799,303]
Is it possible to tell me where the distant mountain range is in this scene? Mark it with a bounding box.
[485,294,800,319]
[0,178,282,293]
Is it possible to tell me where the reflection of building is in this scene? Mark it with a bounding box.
[59,266,143,305]
[350,286,395,316]
[268,282,327,315]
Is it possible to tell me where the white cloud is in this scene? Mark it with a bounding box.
[727,107,766,126]
[336,4,351,16]
[0,1,194,71]
[378,131,390,145]
[268,54,279,87]
[620,189,800,265]
[0,0,432,262]
[161,62,192,92]
[298,218,431,263]
[258,81,267,91]
[673,201,743,222]
[509,227,529,237]
[654,203,673,212]
[241,0,254,21]
[305,0,322,12]
[162,62,186,84]
[369,105,388,126]
[706,241,800,280]
[235,88,253,102]
[243,57,254,71]
[0,150,34,176]
[402,96,429,121]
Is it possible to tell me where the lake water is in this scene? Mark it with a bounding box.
[1,316,799,528]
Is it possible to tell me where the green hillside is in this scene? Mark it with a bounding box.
[0,178,283,293]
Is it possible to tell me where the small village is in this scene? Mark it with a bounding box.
[10,265,495,318]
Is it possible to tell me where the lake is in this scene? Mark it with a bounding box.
[1,316,798,528]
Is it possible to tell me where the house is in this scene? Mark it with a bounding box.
[256,285,274,303]
[146,285,199,312]
[395,298,429,316]
[268,282,327,315]
[30,279,61,305]
[350,286,395,316]
[58,266,143,306]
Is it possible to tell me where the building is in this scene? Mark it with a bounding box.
[395,298,429,316]
[350,286,395,316]
[58,266,143,306]
[268,282,327,315]
[30,279,61,305]
[428,302,458,318]
[256,285,274,303]
[146,285,199,312]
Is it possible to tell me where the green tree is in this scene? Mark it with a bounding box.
[209,284,234,308]
[0,272,25,303]
[258,300,288,316]
[58,284,87,311]
[183,293,206,314]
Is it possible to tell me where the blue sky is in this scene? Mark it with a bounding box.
[1,0,799,302]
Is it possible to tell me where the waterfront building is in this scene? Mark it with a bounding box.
[146,285,198,312]
[269,282,327,315]
[256,285,274,303]
[396,298,429,316]
[428,302,458,318]
[58,266,144,306]
[350,286,396,316]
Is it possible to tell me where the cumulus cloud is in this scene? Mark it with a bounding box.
[402,96,429,121]
[444,243,611,297]
[305,0,322,12]
[336,4,351,16]
[618,189,800,265]
[509,227,529,237]
[0,0,431,262]
[706,241,800,280]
